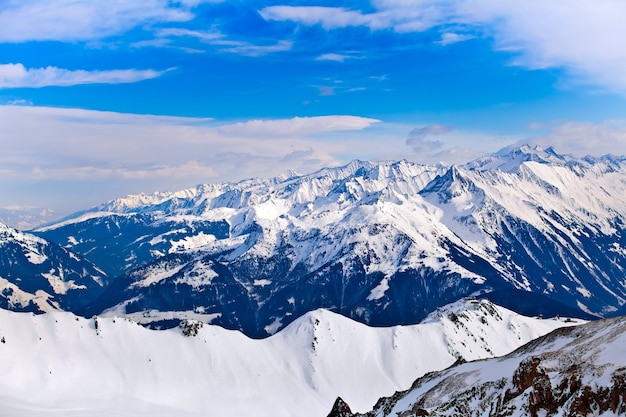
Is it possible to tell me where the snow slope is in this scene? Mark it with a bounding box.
[336,313,626,417]
[0,299,583,417]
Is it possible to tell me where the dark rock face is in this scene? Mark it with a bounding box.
[327,397,353,417]
[501,358,626,417]
[334,316,626,417]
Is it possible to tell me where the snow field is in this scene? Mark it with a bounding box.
[0,299,583,417]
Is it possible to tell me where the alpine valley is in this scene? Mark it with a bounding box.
[1,144,626,416]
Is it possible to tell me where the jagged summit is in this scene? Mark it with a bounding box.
[467,144,572,172]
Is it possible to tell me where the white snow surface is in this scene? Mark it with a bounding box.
[0,299,584,417]
[377,313,626,417]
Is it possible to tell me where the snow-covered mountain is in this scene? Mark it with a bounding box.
[0,299,584,417]
[0,206,58,230]
[32,145,626,336]
[330,311,625,417]
[0,222,107,313]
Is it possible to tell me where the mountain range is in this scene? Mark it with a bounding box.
[5,144,619,337]
[2,144,626,416]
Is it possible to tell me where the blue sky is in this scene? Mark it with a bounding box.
[2,0,626,223]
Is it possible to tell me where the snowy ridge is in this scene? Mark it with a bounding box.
[0,299,583,417]
[333,313,626,417]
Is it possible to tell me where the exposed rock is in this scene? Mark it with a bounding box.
[334,316,626,417]
[179,319,203,337]
[327,397,353,417]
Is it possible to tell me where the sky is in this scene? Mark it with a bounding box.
[2,0,626,225]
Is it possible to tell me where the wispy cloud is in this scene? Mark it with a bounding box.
[317,86,336,96]
[260,3,450,32]
[0,0,195,42]
[0,105,381,211]
[0,63,173,88]
[216,115,379,137]
[406,124,454,152]
[261,1,626,94]
[155,28,227,43]
[219,40,293,57]
[316,53,359,62]
[260,6,376,30]
[144,27,293,56]
[437,32,475,46]
[459,1,626,92]
[525,120,626,157]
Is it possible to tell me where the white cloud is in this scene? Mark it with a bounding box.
[437,32,475,46]
[317,53,349,62]
[217,116,379,137]
[0,63,173,88]
[525,120,626,157]
[260,1,460,33]
[156,28,226,43]
[29,161,218,181]
[459,0,626,91]
[262,0,626,93]
[149,28,293,56]
[260,6,375,30]
[406,124,454,152]
[260,2,451,32]
[219,40,293,57]
[0,105,381,211]
[0,0,195,42]
[174,0,224,7]
[316,53,361,62]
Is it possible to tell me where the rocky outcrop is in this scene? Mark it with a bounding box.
[331,316,626,417]
[327,397,353,417]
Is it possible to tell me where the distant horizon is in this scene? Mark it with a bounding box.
[2,1,626,218]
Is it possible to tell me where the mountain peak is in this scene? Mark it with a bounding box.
[468,144,572,172]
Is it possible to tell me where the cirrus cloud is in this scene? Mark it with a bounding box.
[0,0,194,42]
[261,0,626,94]
[217,115,379,137]
[0,63,173,88]
[525,120,626,157]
